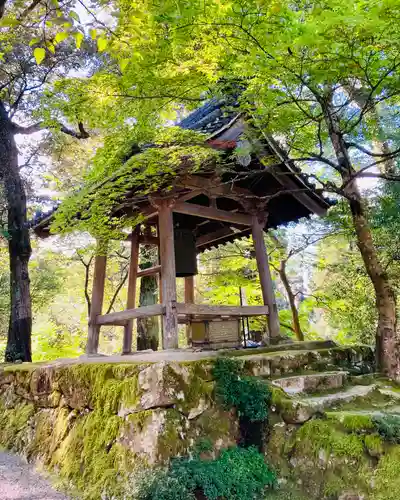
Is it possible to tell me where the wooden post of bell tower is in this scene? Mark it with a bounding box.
[158,200,178,349]
[86,240,108,354]
[251,214,280,342]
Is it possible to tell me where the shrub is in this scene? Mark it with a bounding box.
[373,414,400,443]
[138,446,276,500]
[212,357,271,422]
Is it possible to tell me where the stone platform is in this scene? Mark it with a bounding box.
[0,341,382,500]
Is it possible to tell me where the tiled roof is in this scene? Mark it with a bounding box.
[178,98,239,135]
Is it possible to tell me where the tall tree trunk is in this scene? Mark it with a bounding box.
[0,102,32,362]
[323,97,399,377]
[344,178,398,376]
[279,261,304,341]
[137,246,159,351]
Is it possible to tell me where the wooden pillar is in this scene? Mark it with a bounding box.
[184,275,195,345]
[86,243,108,354]
[251,215,280,342]
[123,227,140,354]
[158,201,178,349]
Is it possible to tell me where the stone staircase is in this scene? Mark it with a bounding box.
[261,352,400,423]
[251,344,400,499]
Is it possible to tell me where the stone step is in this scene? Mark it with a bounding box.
[271,383,383,425]
[242,345,374,378]
[298,384,377,412]
[297,383,400,418]
[272,371,348,395]
[327,407,400,422]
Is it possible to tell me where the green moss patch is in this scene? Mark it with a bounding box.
[297,419,365,459]
[374,447,400,500]
[0,400,34,450]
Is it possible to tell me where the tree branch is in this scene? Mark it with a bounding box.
[345,141,400,158]
[76,252,93,317]
[12,120,90,139]
[106,270,129,314]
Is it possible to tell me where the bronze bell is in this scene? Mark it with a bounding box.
[174,227,198,277]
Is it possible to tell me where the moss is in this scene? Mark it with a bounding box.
[297,419,365,459]
[332,388,397,413]
[269,386,306,423]
[341,413,374,432]
[164,362,214,415]
[58,363,143,414]
[364,433,384,457]
[266,423,296,477]
[26,410,54,461]
[276,419,376,499]
[3,362,44,372]
[0,400,35,450]
[326,410,373,429]
[196,407,238,447]
[51,409,130,499]
[157,409,184,462]
[323,473,347,497]
[374,447,400,500]
[267,489,308,500]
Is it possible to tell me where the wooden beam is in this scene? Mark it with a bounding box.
[86,245,107,354]
[251,215,280,341]
[259,135,328,216]
[139,234,159,245]
[177,189,204,202]
[176,303,269,317]
[173,202,252,226]
[196,227,251,248]
[123,227,140,354]
[137,264,161,278]
[97,304,164,325]
[125,231,159,245]
[179,175,253,199]
[158,201,179,349]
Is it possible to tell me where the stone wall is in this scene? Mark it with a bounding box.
[0,360,238,499]
[0,344,381,500]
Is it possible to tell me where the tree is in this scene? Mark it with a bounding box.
[0,1,95,361]
[42,0,400,375]
[137,244,159,351]
[312,233,377,345]
[83,0,400,376]
[0,243,65,359]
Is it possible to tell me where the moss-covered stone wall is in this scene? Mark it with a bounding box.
[0,345,380,500]
[0,360,238,499]
[267,392,400,500]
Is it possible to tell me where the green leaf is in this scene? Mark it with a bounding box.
[33,47,46,64]
[119,59,130,72]
[89,28,97,40]
[46,41,56,54]
[0,16,18,27]
[29,37,41,47]
[74,32,84,49]
[97,37,108,52]
[69,10,80,22]
[54,31,68,44]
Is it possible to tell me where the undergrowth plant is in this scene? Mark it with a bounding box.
[136,358,275,499]
[212,357,271,422]
[137,446,276,500]
[373,414,400,443]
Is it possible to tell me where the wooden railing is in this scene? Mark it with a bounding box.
[95,303,269,326]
